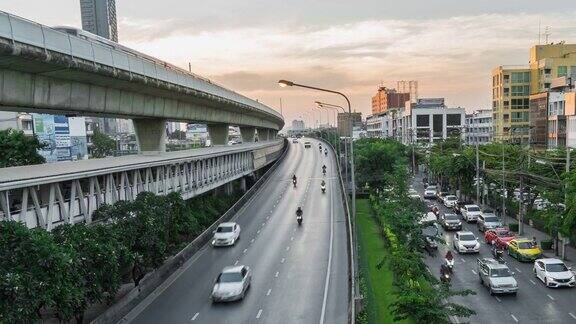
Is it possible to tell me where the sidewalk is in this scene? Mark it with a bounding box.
[412,172,575,267]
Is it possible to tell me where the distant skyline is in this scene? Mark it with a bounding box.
[3,1,576,126]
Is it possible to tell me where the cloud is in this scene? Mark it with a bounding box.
[120,11,576,122]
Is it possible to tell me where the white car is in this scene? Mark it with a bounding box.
[212,222,241,247]
[423,185,437,199]
[443,195,458,208]
[304,141,311,148]
[453,231,480,254]
[292,138,298,143]
[533,258,575,288]
[211,265,252,302]
[461,204,482,223]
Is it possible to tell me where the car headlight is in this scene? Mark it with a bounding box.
[475,243,480,249]
[547,276,555,282]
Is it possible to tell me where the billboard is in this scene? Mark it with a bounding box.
[32,114,88,162]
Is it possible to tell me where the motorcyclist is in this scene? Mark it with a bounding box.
[322,164,327,174]
[445,251,454,261]
[321,180,326,192]
[324,148,328,155]
[292,174,297,182]
[296,206,303,216]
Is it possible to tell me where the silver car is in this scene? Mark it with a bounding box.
[212,222,241,247]
[477,258,518,295]
[212,265,252,302]
[477,213,502,232]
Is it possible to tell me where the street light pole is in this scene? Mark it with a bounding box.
[279,80,356,221]
[316,101,349,185]
[476,141,480,204]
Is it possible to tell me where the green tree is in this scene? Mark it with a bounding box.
[52,223,130,323]
[0,220,81,322]
[91,128,116,158]
[0,128,45,167]
[168,129,187,140]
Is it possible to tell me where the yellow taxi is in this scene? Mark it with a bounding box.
[507,238,543,262]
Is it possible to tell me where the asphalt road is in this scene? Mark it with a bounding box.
[125,138,349,324]
[414,175,576,324]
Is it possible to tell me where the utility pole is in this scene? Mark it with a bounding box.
[476,141,480,204]
[502,143,506,225]
[562,148,570,260]
[519,174,524,235]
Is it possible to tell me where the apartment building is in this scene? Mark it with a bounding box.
[492,66,531,143]
[466,109,493,145]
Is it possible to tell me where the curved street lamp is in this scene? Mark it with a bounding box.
[278,80,356,213]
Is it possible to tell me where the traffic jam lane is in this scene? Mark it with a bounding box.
[416,181,576,323]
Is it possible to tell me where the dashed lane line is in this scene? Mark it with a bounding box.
[243,248,248,254]
[191,313,199,321]
[286,246,290,251]
[529,279,536,285]
[510,314,519,322]
[471,269,477,275]
[266,289,272,296]
[281,258,285,263]
[494,296,501,302]
[569,312,576,320]
[274,271,279,278]
[234,260,239,266]
[515,267,522,273]
[256,309,263,319]
[547,294,555,301]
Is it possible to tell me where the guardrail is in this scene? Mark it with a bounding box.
[0,10,281,121]
[92,139,289,324]
[318,137,357,324]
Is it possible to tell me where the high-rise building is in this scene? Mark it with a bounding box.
[529,43,576,94]
[371,87,410,115]
[337,112,362,137]
[491,65,531,143]
[493,43,576,145]
[80,0,118,42]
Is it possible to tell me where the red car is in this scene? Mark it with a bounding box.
[484,227,516,248]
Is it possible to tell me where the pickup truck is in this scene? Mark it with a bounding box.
[477,258,518,295]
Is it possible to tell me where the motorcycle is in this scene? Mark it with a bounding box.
[293,179,297,188]
[321,184,326,193]
[444,258,455,273]
[492,245,505,262]
[297,215,303,225]
[323,169,326,176]
[324,149,328,156]
[440,269,452,284]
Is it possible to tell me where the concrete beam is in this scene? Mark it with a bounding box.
[240,126,256,143]
[133,118,167,153]
[208,124,229,145]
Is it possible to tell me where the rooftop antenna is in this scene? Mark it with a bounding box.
[279,98,284,116]
[538,19,541,45]
[544,26,551,44]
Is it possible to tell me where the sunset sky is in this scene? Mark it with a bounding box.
[4,0,576,128]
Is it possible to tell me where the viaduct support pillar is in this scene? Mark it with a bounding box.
[240,126,256,143]
[257,128,270,141]
[208,124,229,146]
[133,118,167,154]
[240,177,247,192]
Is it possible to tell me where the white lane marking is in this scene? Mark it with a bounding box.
[191,312,199,321]
[256,309,263,319]
[461,258,466,263]
[529,279,536,285]
[547,294,555,301]
[234,260,239,266]
[243,248,248,254]
[286,246,290,251]
[251,238,255,243]
[274,271,279,278]
[510,314,519,322]
[262,222,266,226]
[515,267,522,273]
[290,236,294,241]
[471,269,477,275]
[569,312,576,320]
[266,289,272,296]
[319,172,335,324]
[495,296,501,302]
[281,258,285,263]
[257,229,261,234]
